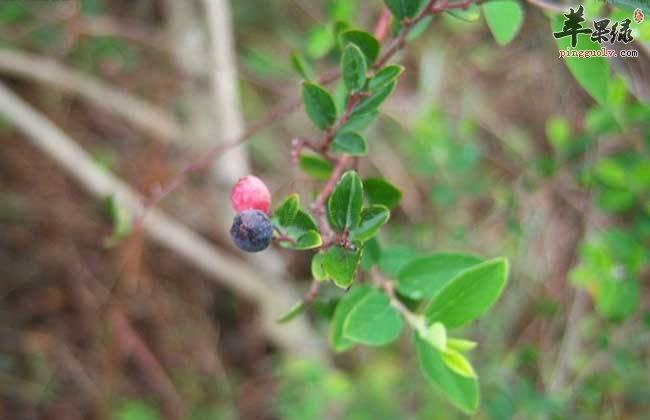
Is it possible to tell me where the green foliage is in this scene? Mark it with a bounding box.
[330,285,373,351]
[384,0,424,20]
[368,65,404,91]
[343,289,404,345]
[425,258,509,328]
[302,83,338,130]
[339,30,380,64]
[331,132,368,156]
[482,0,524,46]
[299,154,333,180]
[415,334,479,413]
[323,245,362,288]
[341,44,367,92]
[363,178,402,209]
[112,400,160,420]
[274,194,300,226]
[328,171,364,232]
[551,15,610,104]
[397,253,483,300]
[349,205,390,243]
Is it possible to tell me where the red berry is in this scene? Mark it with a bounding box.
[230,175,271,214]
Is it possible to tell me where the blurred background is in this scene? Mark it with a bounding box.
[0,0,649,419]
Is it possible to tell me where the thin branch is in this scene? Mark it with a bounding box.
[0,49,181,143]
[0,80,330,363]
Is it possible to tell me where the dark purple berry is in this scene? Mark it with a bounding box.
[230,209,274,252]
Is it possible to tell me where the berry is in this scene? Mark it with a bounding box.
[230,175,271,214]
[230,209,274,252]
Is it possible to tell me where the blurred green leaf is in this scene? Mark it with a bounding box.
[482,0,524,46]
[368,65,404,91]
[552,15,610,104]
[343,289,404,345]
[330,285,373,351]
[363,178,403,209]
[349,205,390,243]
[340,30,380,64]
[331,132,368,156]
[341,44,367,92]
[299,154,333,180]
[415,334,479,413]
[302,83,337,130]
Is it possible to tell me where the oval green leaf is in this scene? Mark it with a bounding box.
[343,289,404,345]
[482,0,524,46]
[397,253,483,300]
[341,44,367,92]
[348,205,390,243]
[330,285,373,351]
[331,132,368,156]
[424,258,509,328]
[327,171,363,232]
[363,178,402,209]
[323,245,362,288]
[299,154,333,180]
[340,30,380,64]
[302,82,337,130]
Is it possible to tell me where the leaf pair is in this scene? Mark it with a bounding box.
[272,194,322,250]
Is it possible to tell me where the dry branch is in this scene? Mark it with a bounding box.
[0,80,329,363]
[0,49,181,143]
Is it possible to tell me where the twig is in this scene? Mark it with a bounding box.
[0,81,330,363]
[0,49,181,143]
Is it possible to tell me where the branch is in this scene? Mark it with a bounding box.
[0,80,330,363]
[0,49,181,143]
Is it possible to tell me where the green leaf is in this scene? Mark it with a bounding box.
[295,230,323,250]
[331,132,368,156]
[415,334,479,414]
[349,205,390,243]
[384,0,423,20]
[327,171,363,232]
[330,285,373,351]
[339,110,379,133]
[368,65,404,91]
[277,301,306,324]
[441,348,477,378]
[274,194,300,227]
[421,322,447,351]
[323,245,362,288]
[397,253,483,300]
[343,289,404,345]
[299,154,333,180]
[311,252,328,281]
[350,81,396,116]
[302,82,337,130]
[482,0,524,46]
[425,258,509,328]
[363,178,402,209]
[446,3,481,22]
[341,44,367,92]
[552,15,609,104]
[340,30,380,64]
[103,194,132,244]
[290,51,314,80]
[284,209,319,238]
[360,237,381,270]
[447,338,477,353]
